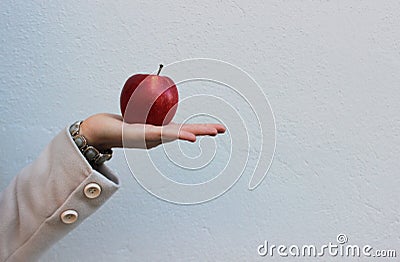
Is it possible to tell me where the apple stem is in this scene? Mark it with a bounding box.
[157,64,164,75]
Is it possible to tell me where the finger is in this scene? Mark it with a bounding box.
[161,126,196,143]
[169,122,226,133]
[178,130,197,142]
[214,124,226,133]
[180,124,218,136]
[181,123,225,133]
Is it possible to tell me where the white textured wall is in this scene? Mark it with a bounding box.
[1,1,399,261]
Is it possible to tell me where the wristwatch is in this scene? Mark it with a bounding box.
[69,121,113,166]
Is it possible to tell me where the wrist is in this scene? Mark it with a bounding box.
[80,120,111,152]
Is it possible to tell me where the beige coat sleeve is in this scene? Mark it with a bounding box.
[0,127,120,262]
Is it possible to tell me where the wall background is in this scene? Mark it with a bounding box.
[1,1,399,261]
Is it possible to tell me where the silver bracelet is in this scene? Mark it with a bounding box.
[69,121,113,166]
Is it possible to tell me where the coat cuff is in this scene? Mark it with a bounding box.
[3,127,120,261]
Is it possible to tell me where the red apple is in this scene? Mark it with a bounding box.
[120,64,179,126]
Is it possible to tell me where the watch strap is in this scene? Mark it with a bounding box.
[69,121,113,166]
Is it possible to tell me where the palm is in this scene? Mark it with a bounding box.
[80,113,226,150]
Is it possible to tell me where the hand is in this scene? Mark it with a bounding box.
[79,113,226,150]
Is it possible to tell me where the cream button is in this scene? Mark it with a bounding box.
[60,209,78,224]
[84,183,102,199]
